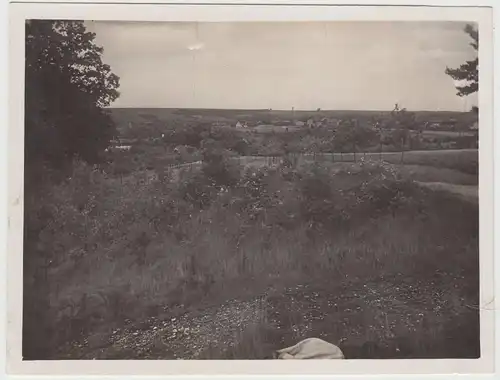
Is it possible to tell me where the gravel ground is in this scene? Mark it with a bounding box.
[59,295,269,359]
[57,270,478,360]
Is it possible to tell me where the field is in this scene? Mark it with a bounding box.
[109,107,475,126]
[235,149,478,172]
[154,149,478,189]
[108,107,478,157]
[108,107,477,135]
[23,108,480,361]
[422,130,475,137]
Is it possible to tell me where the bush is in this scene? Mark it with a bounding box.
[178,171,219,209]
[23,159,198,357]
[201,142,241,189]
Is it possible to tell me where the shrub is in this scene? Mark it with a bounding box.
[201,142,241,189]
[178,171,218,209]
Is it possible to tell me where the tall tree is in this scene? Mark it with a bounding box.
[445,24,479,97]
[23,20,120,360]
[25,20,120,178]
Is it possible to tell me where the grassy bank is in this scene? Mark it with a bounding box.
[23,157,479,360]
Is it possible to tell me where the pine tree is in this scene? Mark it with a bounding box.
[445,24,478,97]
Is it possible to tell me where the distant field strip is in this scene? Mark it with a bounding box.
[234,149,478,168]
[415,182,478,203]
[161,149,478,173]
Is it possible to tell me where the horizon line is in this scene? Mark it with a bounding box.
[106,106,472,113]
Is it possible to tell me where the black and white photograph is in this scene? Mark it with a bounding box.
[7,2,495,376]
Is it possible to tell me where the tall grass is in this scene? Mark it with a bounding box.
[23,155,479,359]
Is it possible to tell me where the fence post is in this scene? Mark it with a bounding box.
[400,138,405,164]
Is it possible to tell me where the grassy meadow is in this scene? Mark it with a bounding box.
[24,142,479,360]
[22,15,482,364]
[22,107,479,361]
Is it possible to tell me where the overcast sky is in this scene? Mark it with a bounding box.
[86,21,478,111]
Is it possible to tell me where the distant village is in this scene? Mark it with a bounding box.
[109,107,479,153]
[221,115,478,132]
[230,117,338,130]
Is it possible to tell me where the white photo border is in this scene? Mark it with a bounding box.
[6,1,496,378]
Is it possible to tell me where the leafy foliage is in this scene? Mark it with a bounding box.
[25,20,120,177]
[334,119,378,151]
[201,140,241,188]
[24,20,120,360]
[384,105,417,148]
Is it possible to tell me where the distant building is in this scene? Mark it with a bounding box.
[235,121,243,128]
[315,120,324,128]
[107,145,132,152]
[295,121,305,127]
[306,118,314,129]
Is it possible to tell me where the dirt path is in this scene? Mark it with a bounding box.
[416,181,478,203]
